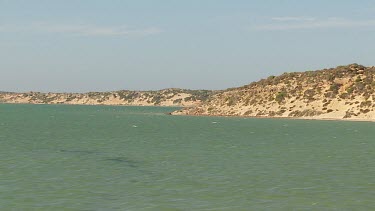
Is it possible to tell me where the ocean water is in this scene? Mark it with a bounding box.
[0,104,374,210]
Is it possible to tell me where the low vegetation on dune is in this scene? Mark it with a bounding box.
[3,64,375,120]
[174,64,375,120]
[0,88,217,107]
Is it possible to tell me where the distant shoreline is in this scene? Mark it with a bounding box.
[0,101,186,108]
[0,89,215,107]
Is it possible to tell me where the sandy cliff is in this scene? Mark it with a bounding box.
[173,64,375,121]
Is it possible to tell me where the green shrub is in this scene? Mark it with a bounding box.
[275,91,287,103]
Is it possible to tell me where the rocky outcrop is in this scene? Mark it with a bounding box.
[0,89,216,107]
[173,64,375,121]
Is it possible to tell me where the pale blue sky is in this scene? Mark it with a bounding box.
[1,0,375,92]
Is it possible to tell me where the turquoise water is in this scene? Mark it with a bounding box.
[0,104,374,210]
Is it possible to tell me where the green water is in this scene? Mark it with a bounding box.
[0,104,374,210]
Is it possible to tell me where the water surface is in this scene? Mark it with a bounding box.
[0,104,374,210]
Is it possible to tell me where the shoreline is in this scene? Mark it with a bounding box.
[2,102,374,122]
[170,112,375,122]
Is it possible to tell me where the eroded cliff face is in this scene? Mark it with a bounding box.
[0,89,215,107]
[173,64,375,120]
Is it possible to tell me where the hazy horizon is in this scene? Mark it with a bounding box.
[1,63,373,94]
[1,0,375,92]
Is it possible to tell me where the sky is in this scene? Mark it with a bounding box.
[1,0,375,92]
